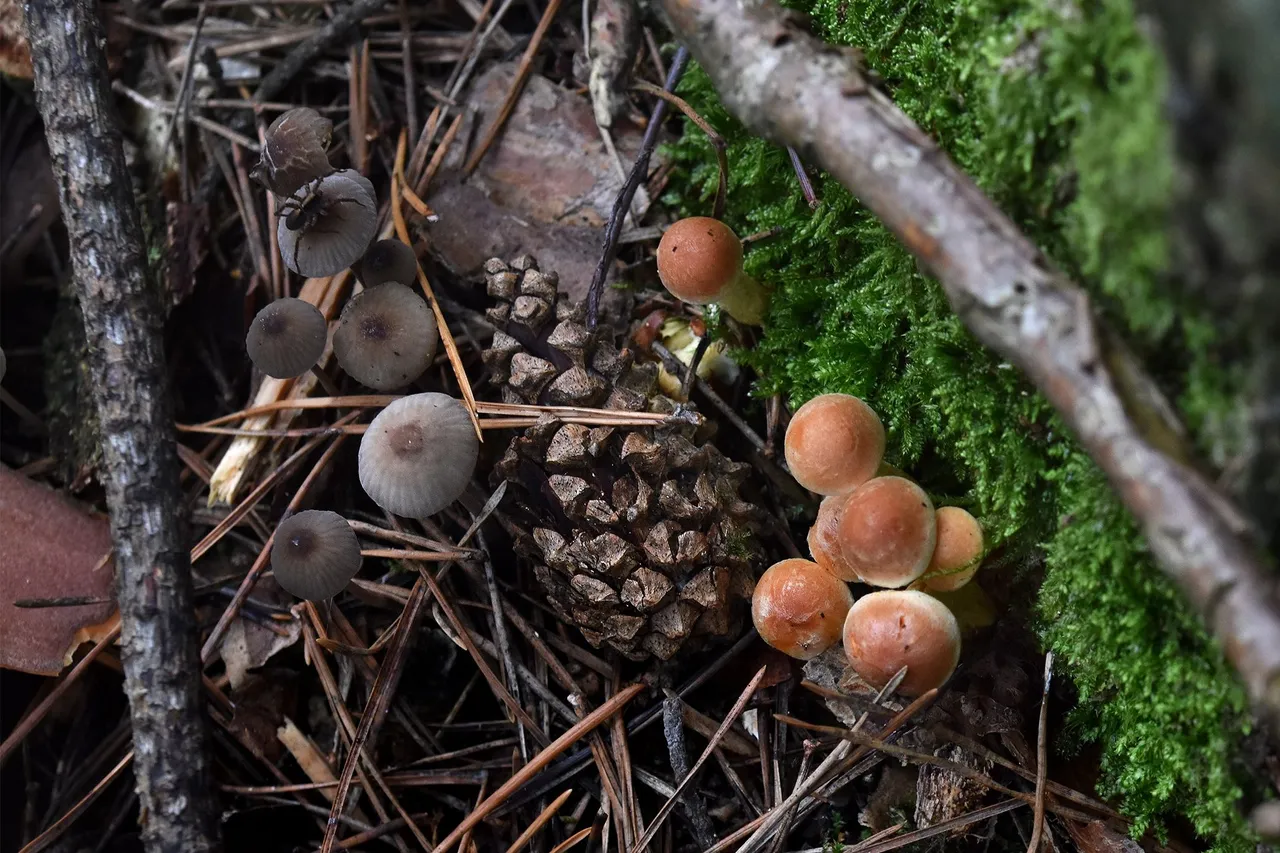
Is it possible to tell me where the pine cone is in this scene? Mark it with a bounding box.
[482,255,762,660]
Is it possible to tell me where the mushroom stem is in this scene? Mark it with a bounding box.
[717,269,770,326]
[310,364,342,397]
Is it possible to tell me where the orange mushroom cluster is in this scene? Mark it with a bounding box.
[751,393,989,696]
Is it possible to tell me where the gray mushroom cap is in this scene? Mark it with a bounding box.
[358,393,478,518]
[277,169,378,278]
[271,509,363,600]
[333,282,438,391]
[356,239,418,286]
[246,297,327,378]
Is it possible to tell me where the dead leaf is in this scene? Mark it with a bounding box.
[227,670,296,765]
[0,466,117,675]
[220,612,302,690]
[1066,820,1145,853]
[428,62,658,302]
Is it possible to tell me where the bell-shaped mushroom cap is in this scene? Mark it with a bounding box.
[333,282,439,391]
[253,107,334,198]
[356,239,418,286]
[752,558,853,660]
[808,494,859,582]
[271,509,362,600]
[917,507,984,593]
[358,393,478,518]
[785,394,885,495]
[246,297,327,378]
[656,217,744,305]
[842,589,960,696]
[836,476,936,588]
[277,170,378,278]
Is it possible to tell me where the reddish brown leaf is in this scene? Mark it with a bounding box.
[0,467,116,675]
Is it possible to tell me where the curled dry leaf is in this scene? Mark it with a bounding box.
[0,466,117,675]
[219,613,302,690]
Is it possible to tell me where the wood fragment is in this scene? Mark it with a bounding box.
[1028,652,1055,853]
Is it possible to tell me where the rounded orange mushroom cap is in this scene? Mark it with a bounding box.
[917,507,984,593]
[656,217,744,305]
[785,393,886,495]
[842,589,961,696]
[835,476,936,588]
[751,558,853,660]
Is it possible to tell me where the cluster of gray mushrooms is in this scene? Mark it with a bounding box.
[245,108,477,601]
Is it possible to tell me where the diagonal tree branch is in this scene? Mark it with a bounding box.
[23,0,222,850]
[656,0,1280,728]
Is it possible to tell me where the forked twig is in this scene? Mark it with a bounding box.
[632,81,727,220]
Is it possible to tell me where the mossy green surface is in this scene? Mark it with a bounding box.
[663,0,1255,846]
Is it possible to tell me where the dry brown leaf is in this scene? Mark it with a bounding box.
[1065,820,1145,853]
[220,613,302,690]
[0,466,117,675]
[429,62,657,302]
[0,0,32,79]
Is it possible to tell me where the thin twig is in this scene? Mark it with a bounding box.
[632,80,727,219]
[586,47,689,328]
[1028,651,1055,853]
[786,146,819,209]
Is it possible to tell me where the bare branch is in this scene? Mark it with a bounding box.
[23,0,221,850]
[657,0,1280,727]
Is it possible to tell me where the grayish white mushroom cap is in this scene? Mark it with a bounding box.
[333,283,438,391]
[358,393,478,518]
[271,509,363,600]
[277,169,378,278]
[245,297,327,378]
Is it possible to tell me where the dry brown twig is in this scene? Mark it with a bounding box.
[659,0,1280,727]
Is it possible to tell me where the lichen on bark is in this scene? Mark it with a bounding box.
[663,0,1259,846]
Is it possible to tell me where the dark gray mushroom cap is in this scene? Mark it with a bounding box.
[277,170,378,278]
[246,297,327,378]
[333,282,439,391]
[356,239,418,286]
[253,107,334,199]
[358,393,478,518]
[271,510,362,600]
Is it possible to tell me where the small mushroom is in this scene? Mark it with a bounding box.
[915,507,984,593]
[785,393,885,495]
[245,297,327,378]
[835,476,936,588]
[271,510,362,600]
[277,169,378,278]
[656,217,770,325]
[333,282,439,391]
[355,238,419,286]
[751,558,853,660]
[358,393,479,518]
[842,589,961,696]
[252,107,334,199]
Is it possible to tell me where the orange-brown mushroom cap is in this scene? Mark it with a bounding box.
[842,589,960,696]
[917,507,984,593]
[785,394,886,496]
[808,494,858,582]
[656,217,744,304]
[835,476,936,588]
[751,558,853,660]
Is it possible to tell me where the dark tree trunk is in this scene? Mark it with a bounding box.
[22,0,222,850]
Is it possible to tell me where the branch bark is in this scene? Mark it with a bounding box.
[657,0,1280,727]
[23,1,222,850]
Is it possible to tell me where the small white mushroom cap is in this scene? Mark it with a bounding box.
[277,169,378,278]
[358,393,479,518]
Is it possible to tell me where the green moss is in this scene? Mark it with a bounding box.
[663,0,1255,846]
